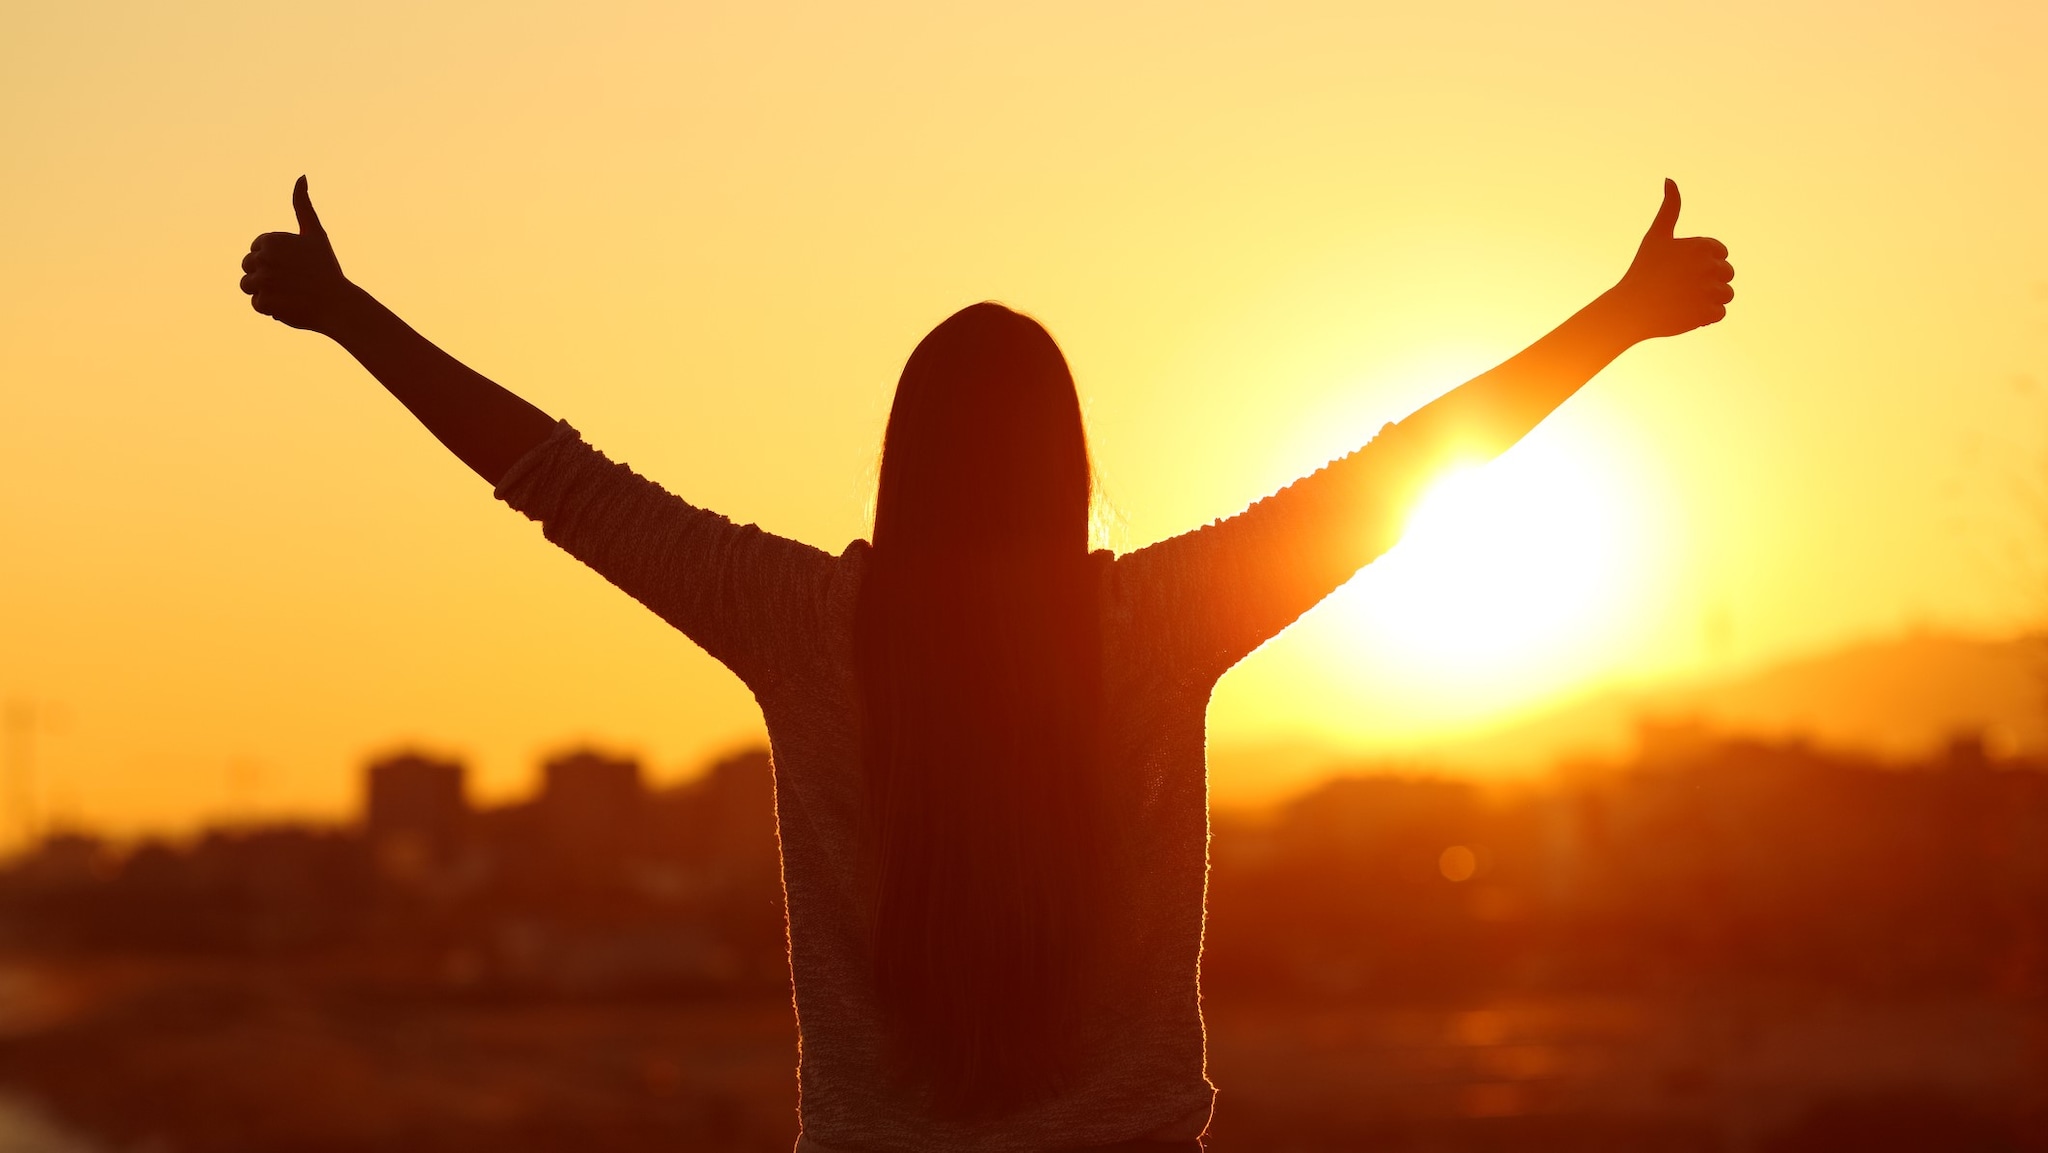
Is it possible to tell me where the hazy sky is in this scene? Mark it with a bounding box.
[4,1,2046,838]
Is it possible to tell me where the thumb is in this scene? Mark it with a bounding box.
[1643,178,1680,246]
[292,175,326,237]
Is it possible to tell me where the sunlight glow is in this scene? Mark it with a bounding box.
[1308,429,1653,715]
[1385,458,1624,666]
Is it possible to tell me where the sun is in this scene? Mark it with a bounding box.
[1315,426,1653,706]
[1218,350,1677,745]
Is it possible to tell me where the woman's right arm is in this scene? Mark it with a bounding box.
[239,177,556,486]
[1116,181,1734,685]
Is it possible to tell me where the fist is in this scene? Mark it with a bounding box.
[1609,179,1734,340]
[240,176,348,333]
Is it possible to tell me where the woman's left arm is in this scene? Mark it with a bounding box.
[240,177,558,486]
[241,178,840,689]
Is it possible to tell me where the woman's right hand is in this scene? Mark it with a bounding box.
[240,176,351,335]
[1605,179,1735,341]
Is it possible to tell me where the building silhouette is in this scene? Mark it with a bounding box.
[363,751,468,882]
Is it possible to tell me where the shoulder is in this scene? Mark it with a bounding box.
[837,538,873,584]
[820,538,873,629]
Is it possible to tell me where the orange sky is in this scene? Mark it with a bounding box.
[4,1,2047,840]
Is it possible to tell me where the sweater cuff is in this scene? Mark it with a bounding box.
[492,419,585,515]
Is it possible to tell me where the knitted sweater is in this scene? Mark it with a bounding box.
[495,418,1416,1152]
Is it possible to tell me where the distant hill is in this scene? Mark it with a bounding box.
[1211,632,2048,804]
[1444,630,2047,771]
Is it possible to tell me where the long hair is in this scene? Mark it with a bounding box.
[855,302,1107,1116]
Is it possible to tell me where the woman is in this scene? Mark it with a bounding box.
[239,177,1732,1152]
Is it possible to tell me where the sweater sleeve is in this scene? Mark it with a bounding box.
[494,421,840,692]
[1108,418,1432,688]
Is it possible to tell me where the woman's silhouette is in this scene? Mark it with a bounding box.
[239,177,1732,1152]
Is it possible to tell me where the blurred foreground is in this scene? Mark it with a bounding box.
[2,728,2045,1151]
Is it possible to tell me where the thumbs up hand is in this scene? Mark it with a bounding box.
[240,176,351,333]
[1607,180,1734,340]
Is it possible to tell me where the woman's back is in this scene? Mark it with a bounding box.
[493,417,1421,1151]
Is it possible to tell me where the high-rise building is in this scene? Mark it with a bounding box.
[363,752,468,879]
[539,748,647,864]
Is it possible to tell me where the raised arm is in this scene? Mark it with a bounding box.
[238,177,556,485]
[238,178,842,690]
[1393,179,1732,476]
[1117,180,1734,683]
